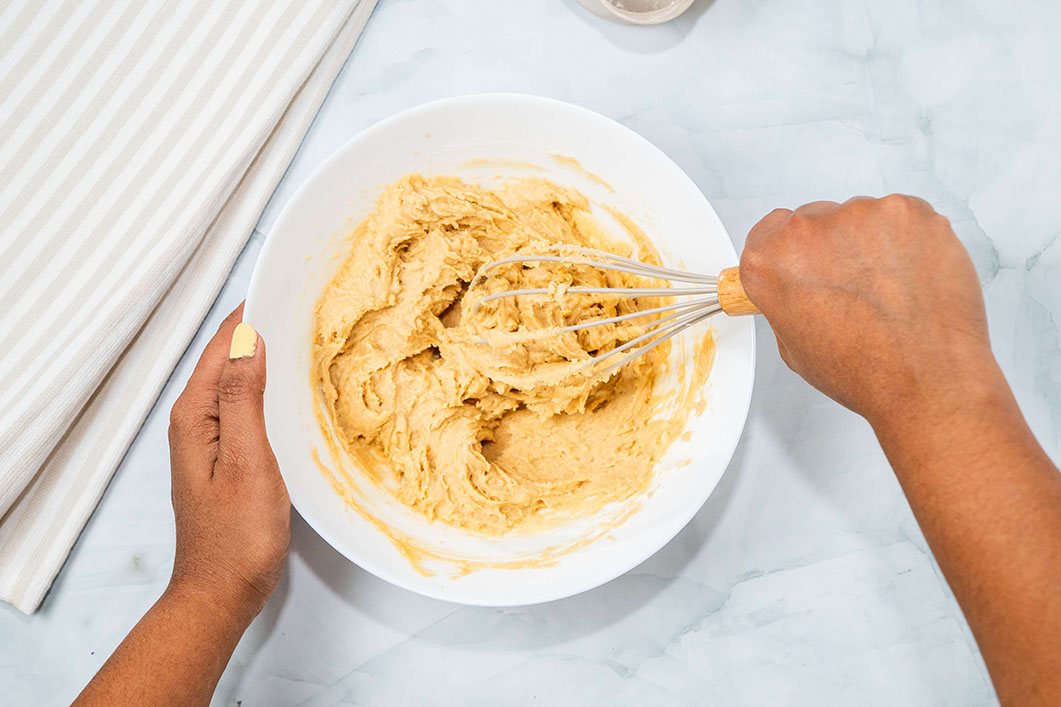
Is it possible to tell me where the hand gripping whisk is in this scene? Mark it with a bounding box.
[467,245,759,374]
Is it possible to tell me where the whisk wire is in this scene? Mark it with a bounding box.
[559,297,715,333]
[540,245,718,283]
[586,304,719,370]
[599,307,719,375]
[473,285,717,311]
[466,245,741,374]
[474,252,716,286]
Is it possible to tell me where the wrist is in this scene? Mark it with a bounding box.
[163,573,263,632]
[868,358,1018,464]
[866,347,1008,428]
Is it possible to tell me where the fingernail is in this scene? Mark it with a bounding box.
[229,322,257,359]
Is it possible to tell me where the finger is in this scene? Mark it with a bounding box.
[741,208,793,307]
[216,321,272,481]
[745,207,792,249]
[746,204,789,235]
[169,304,247,473]
[185,303,247,397]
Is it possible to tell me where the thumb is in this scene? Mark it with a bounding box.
[216,321,270,477]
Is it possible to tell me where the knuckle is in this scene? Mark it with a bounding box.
[168,398,191,437]
[746,208,792,248]
[795,200,836,214]
[908,195,934,211]
[791,200,836,220]
[786,210,815,234]
[843,196,876,215]
[738,246,777,306]
[739,245,769,280]
[216,441,253,477]
[933,211,953,230]
[216,443,241,471]
[217,370,259,403]
[168,395,217,445]
[879,193,920,215]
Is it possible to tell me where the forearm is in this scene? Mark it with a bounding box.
[872,370,1061,705]
[74,583,253,706]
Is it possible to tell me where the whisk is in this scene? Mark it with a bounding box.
[467,245,759,374]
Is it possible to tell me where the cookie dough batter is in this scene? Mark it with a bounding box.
[313,175,705,535]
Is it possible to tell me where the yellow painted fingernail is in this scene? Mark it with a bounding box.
[229,322,257,359]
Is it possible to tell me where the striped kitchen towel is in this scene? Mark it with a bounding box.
[0,0,377,613]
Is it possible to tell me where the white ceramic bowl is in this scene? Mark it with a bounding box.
[245,94,754,605]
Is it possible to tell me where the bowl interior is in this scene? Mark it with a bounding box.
[245,94,755,605]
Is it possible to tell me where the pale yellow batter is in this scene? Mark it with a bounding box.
[312,174,711,535]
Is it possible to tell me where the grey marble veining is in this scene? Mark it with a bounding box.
[3,1,1058,704]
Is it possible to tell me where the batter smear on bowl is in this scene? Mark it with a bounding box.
[312,174,713,535]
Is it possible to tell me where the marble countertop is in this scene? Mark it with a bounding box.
[4,1,1058,704]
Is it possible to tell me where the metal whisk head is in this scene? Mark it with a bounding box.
[466,245,756,374]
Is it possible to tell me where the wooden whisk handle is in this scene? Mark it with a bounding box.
[717,267,759,316]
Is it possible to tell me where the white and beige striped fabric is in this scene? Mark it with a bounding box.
[0,0,377,613]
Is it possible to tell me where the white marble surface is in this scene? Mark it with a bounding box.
[3,0,1059,704]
